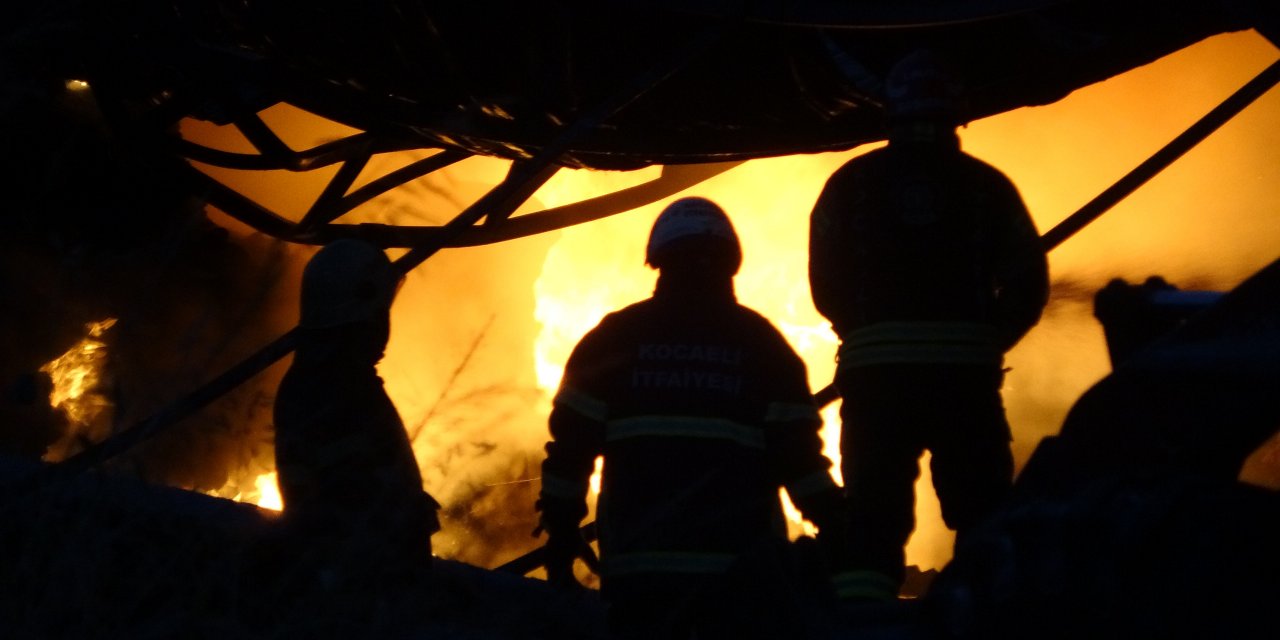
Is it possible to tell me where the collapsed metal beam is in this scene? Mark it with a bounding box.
[204,158,741,248]
[1039,56,1280,250]
[178,27,742,249]
[390,21,731,274]
[176,131,422,172]
[194,147,474,241]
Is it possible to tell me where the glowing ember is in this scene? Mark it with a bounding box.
[40,318,116,427]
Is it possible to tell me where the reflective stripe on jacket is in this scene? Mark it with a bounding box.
[809,140,1048,352]
[540,283,834,578]
[837,320,1001,370]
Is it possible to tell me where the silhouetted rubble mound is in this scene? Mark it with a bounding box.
[0,455,606,639]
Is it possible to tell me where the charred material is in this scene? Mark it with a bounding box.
[0,453,607,638]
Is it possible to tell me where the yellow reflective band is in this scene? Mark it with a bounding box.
[764,401,821,423]
[785,470,838,500]
[831,570,899,601]
[605,551,738,576]
[606,416,766,449]
[541,473,590,502]
[554,385,608,422]
[838,321,1001,369]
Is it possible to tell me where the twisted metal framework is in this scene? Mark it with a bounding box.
[11,2,1280,501]
[177,118,743,250]
[14,18,745,493]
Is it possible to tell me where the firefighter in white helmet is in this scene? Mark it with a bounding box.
[808,49,1049,602]
[538,197,843,638]
[274,239,439,597]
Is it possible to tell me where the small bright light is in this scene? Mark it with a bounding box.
[65,79,91,92]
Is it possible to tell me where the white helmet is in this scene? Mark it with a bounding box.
[299,239,400,328]
[645,197,741,270]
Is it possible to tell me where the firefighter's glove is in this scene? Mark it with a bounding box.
[543,528,595,590]
[534,497,593,590]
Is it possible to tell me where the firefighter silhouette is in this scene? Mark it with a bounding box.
[808,49,1049,600]
[273,239,439,595]
[537,197,843,639]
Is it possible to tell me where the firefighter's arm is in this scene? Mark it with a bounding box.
[538,399,603,589]
[537,336,608,588]
[990,177,1050,351]
[765,397,845,567]
[760,344,843,538]
[540,397,600,528]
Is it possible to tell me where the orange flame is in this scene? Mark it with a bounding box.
[208,471,283,511]
[39,317,117,452]
[40,318,116,425]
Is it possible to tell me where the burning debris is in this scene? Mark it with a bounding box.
[39,318,116,459]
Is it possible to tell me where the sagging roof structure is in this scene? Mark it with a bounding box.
[3,1,1280,636]
[6,0,1279,552]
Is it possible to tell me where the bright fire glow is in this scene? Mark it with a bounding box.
[525,159,992,570]
[526,32,1280,571]
[40,318,116,427]
[209,471,283,511]
[254,472,284,510]
[181,31,1280,572]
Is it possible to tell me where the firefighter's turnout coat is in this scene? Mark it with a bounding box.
[540,278,836,586]
[808,132,1049,599]
[274,329,439,579]
[809,134,1048,364]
